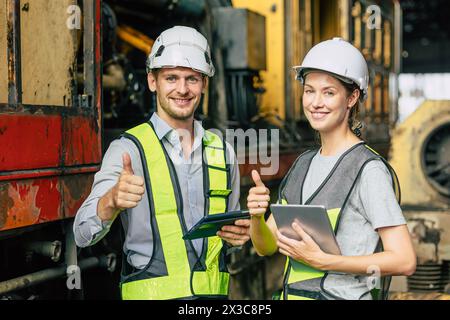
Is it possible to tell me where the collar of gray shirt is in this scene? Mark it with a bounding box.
[150,112,206,157]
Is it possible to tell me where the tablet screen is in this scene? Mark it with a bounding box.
[270,204,341,255]
[183,210,250,240]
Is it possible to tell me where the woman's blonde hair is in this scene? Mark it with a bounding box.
[340,80,363,137]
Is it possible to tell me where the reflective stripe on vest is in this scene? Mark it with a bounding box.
[120,123,230,299]
[279,143,400,300]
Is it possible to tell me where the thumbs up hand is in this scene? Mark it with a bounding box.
[98,153,145,221]
[121,152,135,175]
[112,153,145,210]
[247,170,271,218]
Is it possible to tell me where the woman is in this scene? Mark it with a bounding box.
[247,38,416,300]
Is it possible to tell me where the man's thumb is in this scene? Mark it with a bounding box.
[122,153,134,175]
[251,170,264,187]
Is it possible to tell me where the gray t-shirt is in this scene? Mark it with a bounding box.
[300,149,406,300]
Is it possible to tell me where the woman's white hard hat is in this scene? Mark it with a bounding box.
[293,37,369,101]
[146,26,215,77]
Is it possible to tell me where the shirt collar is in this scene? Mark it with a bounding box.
[149,113,173,140]
[149,112,205,145]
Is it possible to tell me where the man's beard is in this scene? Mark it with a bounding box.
[158,96,197,120]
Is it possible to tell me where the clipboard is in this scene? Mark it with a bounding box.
[183,210,250,240]
[270,204,341,255]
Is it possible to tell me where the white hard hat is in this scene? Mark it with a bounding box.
[146,26,215,77]
[293,37,369,101]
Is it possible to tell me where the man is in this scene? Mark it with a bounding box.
[73,26,250,300]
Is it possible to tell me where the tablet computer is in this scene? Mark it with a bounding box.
[183,210,250,240]
[270,204,341,255]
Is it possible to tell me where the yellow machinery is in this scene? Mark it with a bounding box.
[391,101,450,210]
[389,101,450,294]
[116,25,154,55]
[233,0,402,156]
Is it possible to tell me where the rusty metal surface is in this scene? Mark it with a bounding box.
[0,167,97,182]
[389,291,450,300]
[20,0,77,106]
[0,1,7,103]
[94,0,102,156]
[62,174,95,218]
[63,116,101,166]
[0,183,14,229]
[6,0,21,104]
[0,173,95,233]
[83,0,103,113]
[0,0,102,232]
[0,178,61,232]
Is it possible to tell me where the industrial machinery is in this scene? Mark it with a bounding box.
[389,101,450,295]
[0,0,119,299]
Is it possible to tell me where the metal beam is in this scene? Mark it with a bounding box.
[6,0,21,104]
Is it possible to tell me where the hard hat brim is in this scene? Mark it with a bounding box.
[293,67,355,85]
[148,43,215,77]
[293,66,368,101]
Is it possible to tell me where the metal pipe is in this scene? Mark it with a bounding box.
[25,241,62,262]
[116,25,154,55]
[0,254,116,295]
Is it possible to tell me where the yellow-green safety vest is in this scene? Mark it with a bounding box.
[119,122,231,300]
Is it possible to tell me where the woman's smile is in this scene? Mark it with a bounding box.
[310,111,330,120]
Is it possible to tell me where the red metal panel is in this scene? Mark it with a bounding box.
[0,114,62,171]
[0,0,103,231]
[0,173,95,232]
[0,114,101,170]
[34,178,61,222]
[0,166,99,182]
[62,174,95,218]
[0,177,62,232]
[63,116,101,166]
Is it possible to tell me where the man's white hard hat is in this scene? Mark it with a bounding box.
[293,37,369,101]
[146,26,215,77]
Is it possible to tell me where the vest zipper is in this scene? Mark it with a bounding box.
[164,150,201,263]
[163,141,203,298]
[198,142,209,271]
